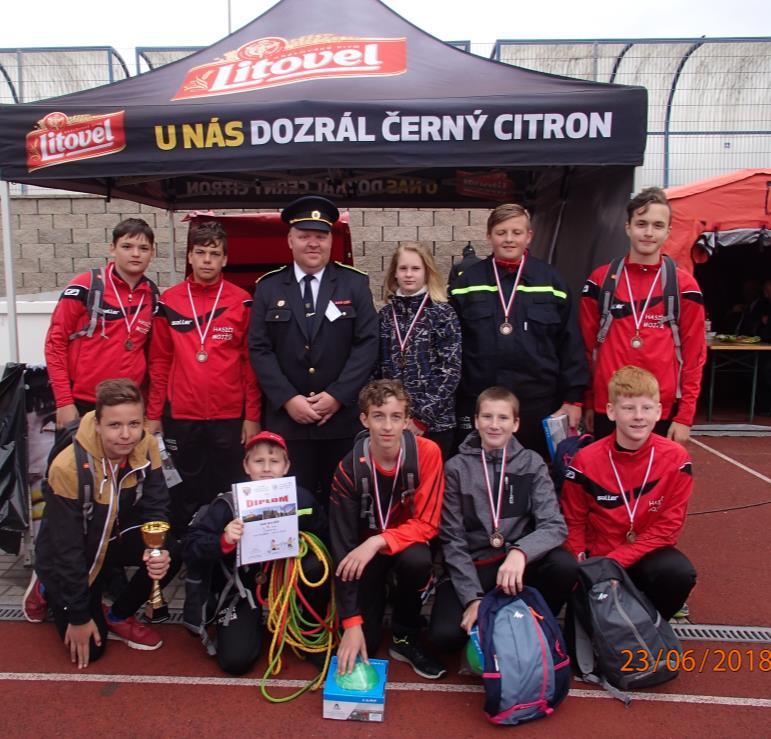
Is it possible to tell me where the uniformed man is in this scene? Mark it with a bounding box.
[248,196,379,504]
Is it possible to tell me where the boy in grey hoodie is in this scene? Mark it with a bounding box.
[430,386,577,651]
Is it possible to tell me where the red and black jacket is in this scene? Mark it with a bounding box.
[147,276,261,422]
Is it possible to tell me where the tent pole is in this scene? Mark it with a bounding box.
[0,179,20,363]
[167,210,178,277]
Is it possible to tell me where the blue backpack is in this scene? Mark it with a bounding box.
[478,586,571,726]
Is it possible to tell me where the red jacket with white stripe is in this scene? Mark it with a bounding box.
[580,257,706,426]
[560,433,693,568]
[45,262,157,407]
[147,276,261,422]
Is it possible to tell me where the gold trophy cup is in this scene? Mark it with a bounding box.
[140,521,170,610]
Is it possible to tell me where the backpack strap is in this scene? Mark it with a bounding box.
[594,257,625,363]
[73,440,95,537]
[352,430,421,528]
[660,255,683,400]
[68,267,106,341]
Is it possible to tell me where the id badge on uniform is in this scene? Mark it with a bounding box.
[325,301,342,322]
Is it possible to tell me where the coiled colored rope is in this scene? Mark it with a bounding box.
[257,531,338,702]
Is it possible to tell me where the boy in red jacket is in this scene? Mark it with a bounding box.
[561,366,696,619]
[147,221,261,534]
[45,218,157,428]
[580,187,706,444]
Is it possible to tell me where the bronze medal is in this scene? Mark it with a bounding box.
[626,528,637,544]
[631,334,644,349]
[196,349,209,363]
[490,530,505,549]
[499,321,514,336]
[398,353,406,369]
[124,338,134,351]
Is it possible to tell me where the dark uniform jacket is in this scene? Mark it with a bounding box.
[450,254,588,404]
[248,261,379,440]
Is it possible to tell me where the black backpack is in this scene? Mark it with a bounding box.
[352,429,420,530]
[550,433,593,498]
[571,557,682,704]
[182,492,258,656]
[594,254,683,400]
[68,267,160,341]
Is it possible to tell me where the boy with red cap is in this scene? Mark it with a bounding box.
[183,430,328,675]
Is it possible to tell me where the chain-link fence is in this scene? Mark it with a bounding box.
[492,38,771,188]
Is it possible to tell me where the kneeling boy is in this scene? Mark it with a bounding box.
[430,386,576,651]
[561,365,697,619]
[331,379,446,679]
[183,431,328,676]
[30,378,175,669]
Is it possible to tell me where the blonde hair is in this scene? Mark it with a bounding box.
[608,366,660,403]
[384,242,447,303]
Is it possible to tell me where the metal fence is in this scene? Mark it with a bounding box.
[492,38,771,188]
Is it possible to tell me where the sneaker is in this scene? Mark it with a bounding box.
[389,635,446,679]
[103,606,163,651]
[672,602,690,620]
[22,573,48,623]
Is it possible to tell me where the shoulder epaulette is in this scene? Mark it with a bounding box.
[255,265,289,285]
[335,261,368,276]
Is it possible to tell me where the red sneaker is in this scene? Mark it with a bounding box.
[103,606,163,651]
[22,573,47,623]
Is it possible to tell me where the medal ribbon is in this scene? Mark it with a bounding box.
[187,279,224,352]
[370,445,403,531]
[390,293,429,365]
[623,264,662,337]
[607,446,655,536]
[108,264,145,339]
[492,252,527,326]
[481,447,507,534]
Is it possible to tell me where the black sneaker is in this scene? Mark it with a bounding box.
[388,635,446,680]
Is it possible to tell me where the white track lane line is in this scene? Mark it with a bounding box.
[690,438,771,485]
[0,672,769,708]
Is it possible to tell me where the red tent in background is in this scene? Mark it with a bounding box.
[664,168,771,272]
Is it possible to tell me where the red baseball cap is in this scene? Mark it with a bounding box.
[244,431,288,454]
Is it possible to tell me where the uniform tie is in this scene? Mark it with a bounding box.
[302,273,316,335]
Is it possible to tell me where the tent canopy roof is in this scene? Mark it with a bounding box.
[0,0,647,210]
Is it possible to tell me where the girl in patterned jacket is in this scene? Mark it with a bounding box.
[377,243,461,459]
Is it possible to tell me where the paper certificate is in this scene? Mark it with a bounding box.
[233,476,300,566]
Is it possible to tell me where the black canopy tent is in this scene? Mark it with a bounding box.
[0,0,647,358]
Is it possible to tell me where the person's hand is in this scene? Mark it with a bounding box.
[336,536,385,582]
[553,403,582,430]
[146,419,162,436]
[64,620,101,669]
[143,548,170,581]
[406,419,425,436]
[56,404,79,429]
[583,408,595,434]
[307,392,342,426]
[337,624,369,675]
[460,599,481,633]
[496,548,527,596]
[667,421,691,445]
[224,518,244,545]
[241,419,260,444]
[285,395,322,424]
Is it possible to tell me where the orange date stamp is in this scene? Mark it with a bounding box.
[620,648,771,673]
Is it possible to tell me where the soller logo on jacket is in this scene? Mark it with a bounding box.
[26,111,126,171]
[172,34,407,100]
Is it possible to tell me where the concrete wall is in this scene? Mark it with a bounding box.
[0,195,490,304]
